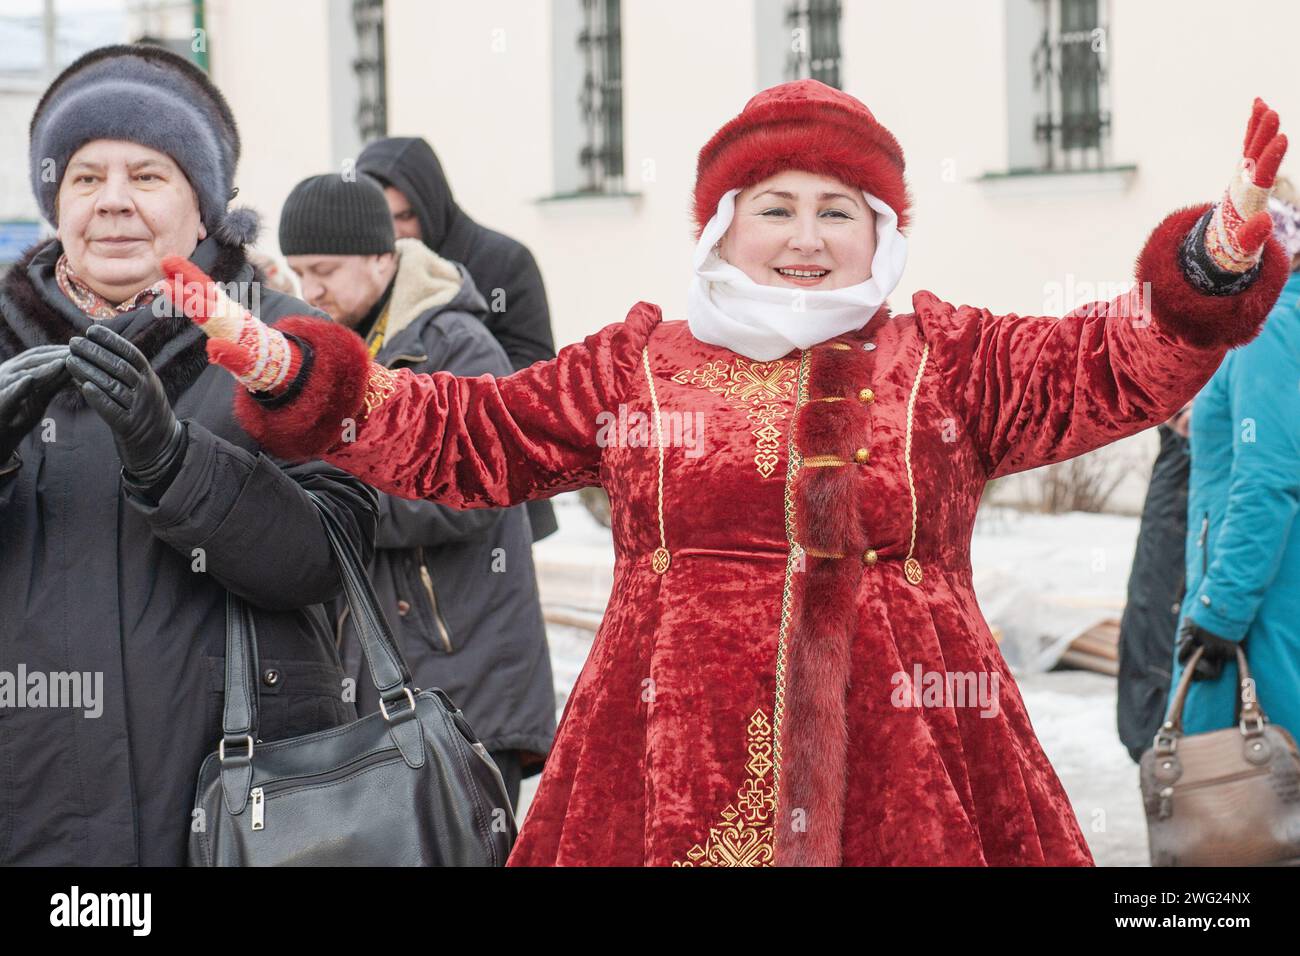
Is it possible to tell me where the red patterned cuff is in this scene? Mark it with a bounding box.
[232,316,372,461]
[1136,204,1289,350]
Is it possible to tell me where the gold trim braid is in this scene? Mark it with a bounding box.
[902,343,929,586]
[642,347,670,573]
[772,348,809,806]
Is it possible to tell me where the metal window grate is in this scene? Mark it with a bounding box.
[1032,0,1110,171]
[784,0,842,88]
[577,0,624,194]
[353,0,387,142]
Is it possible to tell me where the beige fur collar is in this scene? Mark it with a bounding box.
[383,237,463,341]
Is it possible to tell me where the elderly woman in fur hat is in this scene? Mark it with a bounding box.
[171,80,1289,866]
[0,45,376,866]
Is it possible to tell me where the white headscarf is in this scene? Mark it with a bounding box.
[686,187,908,361]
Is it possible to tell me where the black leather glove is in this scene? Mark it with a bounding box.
[67,324,187,491]
[0,344,71,466]
[1176,618,1238,682]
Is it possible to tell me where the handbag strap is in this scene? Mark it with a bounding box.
[218,491,427,815]
[300,491,425,769]
[1155,643,1268,754]
[303,490,414,704]
[218,591,260,814]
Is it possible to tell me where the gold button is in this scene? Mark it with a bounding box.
[862,549,878,566]
[858,387,875,403]
[853,447,870,464]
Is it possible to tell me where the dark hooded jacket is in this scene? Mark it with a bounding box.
[0,237,377,865]
[334,239,556,772]
[1117,424,1189,762]
[357,136,558,541]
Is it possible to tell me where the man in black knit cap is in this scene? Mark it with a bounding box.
[278,173,557,812]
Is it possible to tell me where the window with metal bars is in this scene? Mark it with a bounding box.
[352,0,387,142]
[784,0,841,88]
[1031,0,1110,171]
[576,0,624,194]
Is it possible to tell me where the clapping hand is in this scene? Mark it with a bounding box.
[0,345,71,464]
[67,325,186,489]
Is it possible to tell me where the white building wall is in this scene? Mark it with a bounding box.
[205,0,335,246]
[196,0,1300,511]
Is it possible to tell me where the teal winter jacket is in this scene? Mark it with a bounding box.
[1176,269,1300,736]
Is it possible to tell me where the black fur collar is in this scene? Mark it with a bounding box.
[0,238,248,410]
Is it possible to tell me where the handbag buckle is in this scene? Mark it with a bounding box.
[1153,729,1178,756]
[1240,713,1266,737]
[379,687,417,723]
[218,734,254,763]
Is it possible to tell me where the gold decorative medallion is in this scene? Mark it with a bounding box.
[651,547,671,574]
[674,709,776,867]
[905,557,923,585]
[671,357,798,478]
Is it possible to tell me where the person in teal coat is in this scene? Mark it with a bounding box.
[1174,191,1300,738]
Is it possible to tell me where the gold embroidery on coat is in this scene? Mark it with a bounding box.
[670,357,798,478]
[362,363,399,416]
[673,709,776,867]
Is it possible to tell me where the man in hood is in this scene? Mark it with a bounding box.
[278,172,557,809]
[358,136,559,540]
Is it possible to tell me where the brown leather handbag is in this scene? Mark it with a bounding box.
[1141,644,1300,866]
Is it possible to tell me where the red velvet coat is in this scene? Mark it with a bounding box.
[235,204,1287,865]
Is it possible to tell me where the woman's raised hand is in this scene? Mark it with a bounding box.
[1205,98,1288,272]
[160,255,300,394]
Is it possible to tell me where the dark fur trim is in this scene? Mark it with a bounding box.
[796,399,871,453]
[29,43,244,239]
[1137,203,1290,350]
[791,465,868,555]
[772,323,894,865]
[808,342,874,395]
[231,315,371,462]
[213,206,261,247]
[31,44,239,154]
[773,557,857,866]
[0,238,247,410]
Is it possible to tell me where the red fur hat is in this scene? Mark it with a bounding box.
[692,79,910,238]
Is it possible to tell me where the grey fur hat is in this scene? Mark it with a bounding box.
[28,43,259,246]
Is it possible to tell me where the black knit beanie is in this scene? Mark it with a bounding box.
[278,173,396,256]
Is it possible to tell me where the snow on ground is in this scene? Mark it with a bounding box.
[518,492,1150,865]
[970,505,1140,671]
[1017,670,1150,866]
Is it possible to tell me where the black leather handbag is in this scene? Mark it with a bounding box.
[188,491,517,866]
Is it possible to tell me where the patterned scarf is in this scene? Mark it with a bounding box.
[365,302,392,359]
[55,253,163,321]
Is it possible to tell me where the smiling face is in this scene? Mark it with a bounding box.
[716,170,877,290]
[55,139,206,304]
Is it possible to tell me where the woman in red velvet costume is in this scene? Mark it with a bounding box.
[155,82,1289,866]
